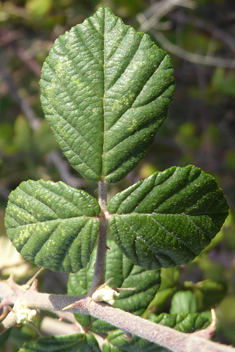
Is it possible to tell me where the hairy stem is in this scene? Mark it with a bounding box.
[89,180,108,294]
[1,278,234,352]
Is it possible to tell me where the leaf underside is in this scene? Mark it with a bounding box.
[68,240,161,331]
[4,180,100,273]
[40,7,175,183]
[107,165,229,269]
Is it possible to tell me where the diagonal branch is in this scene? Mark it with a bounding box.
[0,279,235,352]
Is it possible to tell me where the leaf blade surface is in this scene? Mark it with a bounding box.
[5,180,100,273]
[108,165,229,269]
[40,7,175,182]
[67,240,160,331]
[19,333,101,352]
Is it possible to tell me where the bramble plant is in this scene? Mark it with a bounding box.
[0,7,233,352]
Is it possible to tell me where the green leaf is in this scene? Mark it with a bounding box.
[107,330,171,352]
[19,333,101,352]
[68,240,160,331]
[108,165,229,269]
[14,115,32,152]
[4,180,100,273]
[184,279,227,311]
[107,312,210,352]
[149,312,210,332]
[170,291,197,314]
[40,7,175,183]
[34,119,58,154]
[26,0,52,18]
[0,329,11,347]
[102,343,123,352]
[144,267,179,316]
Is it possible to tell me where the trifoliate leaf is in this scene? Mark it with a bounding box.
[5,180,100,273]
[108,165,229,269]
[68,241,160,331]
[19,333,101,352]
[40,7,175,183]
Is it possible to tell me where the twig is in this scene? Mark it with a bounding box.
[169,13,235,55]
[137,0,235,68]
[138,0,196,32]
[0,279,235,352]
[0,311,17,334]
[153,30,235,68]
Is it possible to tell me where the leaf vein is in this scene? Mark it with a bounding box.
[42,94,100,176]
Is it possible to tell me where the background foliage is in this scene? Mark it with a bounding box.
[0,0,235,350]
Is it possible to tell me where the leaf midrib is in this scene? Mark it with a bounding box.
[101,10,106,180]
[110,211,228,217]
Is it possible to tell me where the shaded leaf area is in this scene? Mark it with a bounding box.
[108,165,229,269]
[103,340,170,352]
[103,343,124,352]
[144,267,180,317]
[67,241,160,332]
[170,291,197,314]
[184,279,227,312]
[19,333,101,352]
[105,312,210,352]
[40,7,175,183]
[4,180,100,273]
[149,312,211,332]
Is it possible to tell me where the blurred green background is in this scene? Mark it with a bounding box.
[0,0,235,350]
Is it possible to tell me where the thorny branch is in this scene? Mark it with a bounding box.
[0,276,235,352]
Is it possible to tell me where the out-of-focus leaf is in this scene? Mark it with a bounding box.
[0,328,11,347]
[34,119,58,154]
[184,279,227,312]
[0,123,17,154]
[175,122,199,151]
[170,291,197,314]
[144,267,180,316]
[102,342,123,352]
[211,67,235,97]
[26,0,52,18]
[217,296,235,345]
[14,115,32,151]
